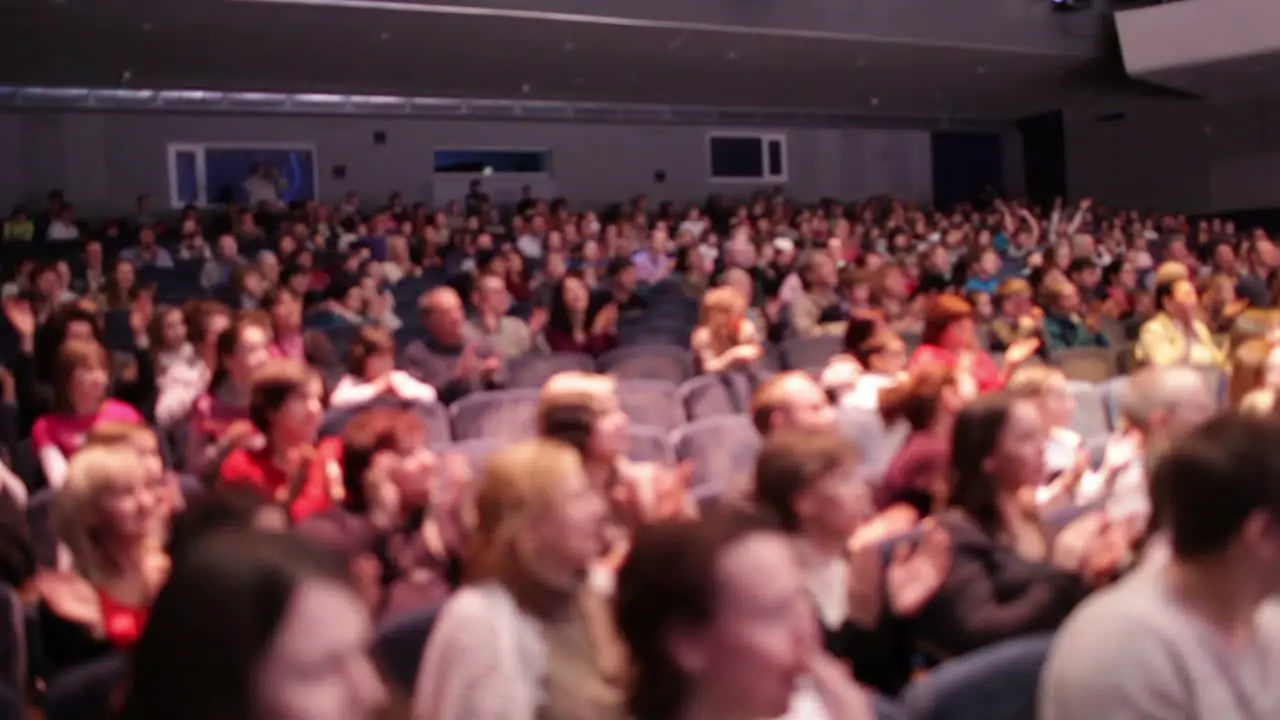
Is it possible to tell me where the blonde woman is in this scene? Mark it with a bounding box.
[84,421,187,522]
[690,285,763,373]
[412,438,627,720]
[538,372,695,531]
[35,445,171,677]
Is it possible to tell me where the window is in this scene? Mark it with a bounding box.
[708,132,787,182]
[166,143,318,208]
[433,149,550,175]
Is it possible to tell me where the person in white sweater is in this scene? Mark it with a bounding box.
[329,325,437,410]
[1040,413,1280,720]
[412,438,626,720]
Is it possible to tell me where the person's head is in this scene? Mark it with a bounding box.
[721,267,756,306]
[698,286,746,336]
[184,300,233,356]
[879,364,961,432]
[232,264,267,301]
[1119,365,1214,454]
[121,530,386,720]
[340,408,436,519]
[346,325,396,381]
[468,438,606,596]
[844,317,907,375]
[1157,277,1200,324]
[148,305,188,353]
[1006,364,1074,430]
[607,257,638,293]
[418,287,465,347]
[249,359,324,447]
[551,272,593,326]
[55,445,162,584]
[799,251,837,290]
[949,393,1047,536]
[1042,277,1081,316]
[473,272,511,317]
[750,371,835,436]
[263,287,303,335]
[752,429,869,542]
[537,372,630,464]
[214,313,274,390]
[1228,338,1274,408]
[921,293,977,350]
[616,511,817,720]
[1149,414,1280,597]
[52,339,110,415]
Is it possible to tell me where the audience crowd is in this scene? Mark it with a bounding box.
[0,180,1278,719]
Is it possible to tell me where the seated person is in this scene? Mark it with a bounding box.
[184,313,274,480]
[33,340,144,490]
[36,445,171,678]
[690,286,763,374]
[544,273,618,357]
[218,359,337,522]
[915,393,1124,660]
[909,294,1040,395]
[299,408,467,620]
[329,325,437,410]
[1135,272,1227,369]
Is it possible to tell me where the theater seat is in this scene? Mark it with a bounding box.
[449,389,541,442]
[46,653,126,720]
[627,425,674,465]
[373,606,438,692]
[779,335,842,371]
[901,633,1054,720]
[671,415,760,502]
[505,352,595,389]
[616,379,684,431]
[1065,381,1110,442]
[597,345,694,383]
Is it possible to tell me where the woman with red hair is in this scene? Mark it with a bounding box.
[909,293,1039,393]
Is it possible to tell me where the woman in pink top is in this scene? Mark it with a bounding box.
[908,293,1039,394]
[31,340,144,490]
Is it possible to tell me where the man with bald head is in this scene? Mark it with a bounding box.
[750,371,837,437]
[401,286,503,403]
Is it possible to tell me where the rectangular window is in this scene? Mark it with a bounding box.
[166,143,318,208]
[433,149,550,175]
[708,132,787,182]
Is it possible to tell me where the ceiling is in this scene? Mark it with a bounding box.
[1136,51,1280,102]
[0,0,1188,119]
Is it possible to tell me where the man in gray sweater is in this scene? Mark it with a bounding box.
[1039,412,1280,720]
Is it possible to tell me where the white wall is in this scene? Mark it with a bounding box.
[1064,96,1280,213]
[0,111,937,216]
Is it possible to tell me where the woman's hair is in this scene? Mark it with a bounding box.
[209,311,272,394]
[84,420,154,450]
[466,438,585,582]
[340,408,428,514]
[183,299,232,347]
[697,286,744,328]
[615,510,779,720]
[54,444,145,584]
[536,371,616,456]
[921,293,974,346]
[879,364,954,431]
[842,314,899,367]
[247,359,317,433]
[103,258,138,309]
[34,303,107,380]
[51,339,110,413]
[1229,337,1274,408]
[948,392,1018,538]
[118,530,347,720]
[752,429,857,532]
[546,272,591,335]
[145,305,183,353]
[1004,363,1066,400]
[346,324,396,376]
[166,487,288,564]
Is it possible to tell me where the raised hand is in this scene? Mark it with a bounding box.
[1004,336,1041,367]
[2,297,35,338]
[886,524,953,618]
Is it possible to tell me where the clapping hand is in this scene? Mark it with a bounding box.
[2,297,35,340]
[885,523,953,618]
[1004,336,1041,367]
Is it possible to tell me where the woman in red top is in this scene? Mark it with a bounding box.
[36,444,171,678]
[219,358,336,522]
[32,340,145,491]
[908,293,1039,394]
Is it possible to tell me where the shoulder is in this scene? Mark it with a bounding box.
[218,448,260,477]
[102,399,143,422]
[434,583,516,638]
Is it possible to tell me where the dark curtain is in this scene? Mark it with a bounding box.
[1017,111,1067,210]
[931,132,1004,211]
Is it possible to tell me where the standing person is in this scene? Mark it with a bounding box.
[1040,413,1280,720]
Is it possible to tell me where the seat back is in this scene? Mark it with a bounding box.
[616,379,684,431]
[1066,380,1111,442]
[505,352,596,389]
[678,374,744,420]
[779,335,843,371]
[1054,347,1117,383]
[901,633,1054,720]
[373,607,438,692]
[627,425,674,465]
[449,389,542,442]
[597,346,694,383]
[671,415,761,502]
